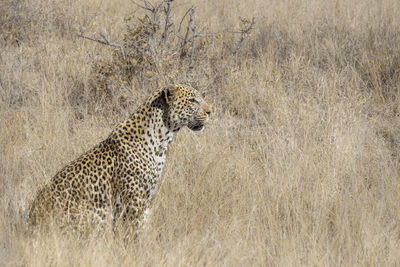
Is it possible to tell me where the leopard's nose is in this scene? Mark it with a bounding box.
[204,102,212,116]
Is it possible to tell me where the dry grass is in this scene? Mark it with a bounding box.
[1,0,400,265]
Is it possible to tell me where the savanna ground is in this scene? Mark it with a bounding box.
[1,0,400,265]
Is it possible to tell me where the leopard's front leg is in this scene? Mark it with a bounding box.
[113,185,149,241]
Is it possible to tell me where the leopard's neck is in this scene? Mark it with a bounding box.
[114,98,177,169]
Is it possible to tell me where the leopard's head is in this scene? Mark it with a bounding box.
[162,84,211,132]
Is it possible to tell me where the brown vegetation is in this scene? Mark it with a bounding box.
[1,0,400,265]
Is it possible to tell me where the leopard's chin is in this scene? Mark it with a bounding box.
[187,123,204,132]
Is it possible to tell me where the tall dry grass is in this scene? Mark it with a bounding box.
[1,0,400,265]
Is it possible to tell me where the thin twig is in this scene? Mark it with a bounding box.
[178,7,193,33]
[143,0,155,10]
[130,0,153,11]
[152,1,164,25]
[171,31,184,40]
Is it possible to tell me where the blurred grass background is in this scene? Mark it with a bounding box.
[1,0,400,265]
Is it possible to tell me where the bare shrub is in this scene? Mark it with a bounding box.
[78,0,256,116]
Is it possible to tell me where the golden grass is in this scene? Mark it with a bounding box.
[1,0,400,265]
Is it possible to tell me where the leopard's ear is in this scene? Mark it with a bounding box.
[161,85,176,103]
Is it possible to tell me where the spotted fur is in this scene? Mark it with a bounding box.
[29,84,211,231]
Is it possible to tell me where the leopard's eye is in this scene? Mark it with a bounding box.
[189,98,199,104]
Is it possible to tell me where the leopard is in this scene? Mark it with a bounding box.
[28,84,211,234]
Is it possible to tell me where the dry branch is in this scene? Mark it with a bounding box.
[230,17,256,63]
[162,0,173,42]
[180,8,195,58]
[188,25,197,71]
[78,30,126,61]
[130,0,154,12]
